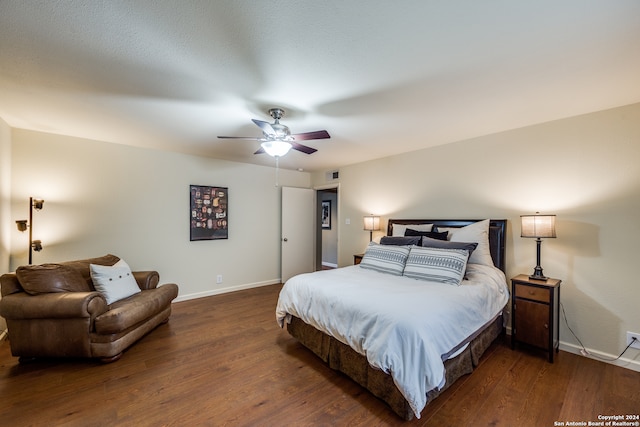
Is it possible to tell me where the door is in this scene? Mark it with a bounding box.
[281,186,315,282]
[515,298,550,349]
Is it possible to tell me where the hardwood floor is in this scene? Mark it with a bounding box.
[1,283,639,426]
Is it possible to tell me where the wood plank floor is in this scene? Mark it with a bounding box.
[1,283,639,426]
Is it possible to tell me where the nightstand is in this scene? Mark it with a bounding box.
[354,254,364,265]
[511,274,561,362]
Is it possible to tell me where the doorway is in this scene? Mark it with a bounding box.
[316,186,338,270]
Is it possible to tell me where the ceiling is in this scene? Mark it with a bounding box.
[1,1,639,172]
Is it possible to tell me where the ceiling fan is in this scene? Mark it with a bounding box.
[217,108,330,157]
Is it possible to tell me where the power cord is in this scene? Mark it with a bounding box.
[560,302,637,362]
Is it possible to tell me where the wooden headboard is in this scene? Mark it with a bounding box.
[387,219,507,272]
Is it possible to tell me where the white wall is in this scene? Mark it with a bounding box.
[313,102,640,370]
[10,129,310,300]
[0,117,10,333]
[0,117,10,275]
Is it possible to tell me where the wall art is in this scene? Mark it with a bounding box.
[190,185,228,240]
[321,200,331,229]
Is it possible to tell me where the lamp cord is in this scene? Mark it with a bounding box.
[560,302,636,362]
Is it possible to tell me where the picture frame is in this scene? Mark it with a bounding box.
[321,200,331,229]
[190,185,228,241]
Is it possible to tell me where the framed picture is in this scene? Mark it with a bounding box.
[190,185,228,241]
[321,200,331,229]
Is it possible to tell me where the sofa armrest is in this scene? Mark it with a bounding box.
[1,273,22,297]
[0,291,108,320]
[133,271,160,290]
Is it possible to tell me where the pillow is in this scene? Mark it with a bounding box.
[359,242,410,276]
[404,229,449,241]
[16,264,90,295]
[380,236,421,246]
[421,236,478,255]
[90,259,141,304]
[446,219,494,266]
[391,223,433,237]
[403,246,469,286]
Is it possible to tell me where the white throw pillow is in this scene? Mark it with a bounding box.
[403,246,469,286]
[90,259,141,304]
[447,219,494,267]
[391,223,433,237]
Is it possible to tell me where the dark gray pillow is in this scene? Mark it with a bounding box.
[404,229,449,241]
[380,236,421,246]
[421,236,478,255]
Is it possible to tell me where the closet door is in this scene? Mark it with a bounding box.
[281,186,315,283]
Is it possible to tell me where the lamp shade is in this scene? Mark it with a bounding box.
[261,140,292,157]
[363,215,380,231]
[16,220,28,232]
[521,214,556,238]
[32,240,43,252]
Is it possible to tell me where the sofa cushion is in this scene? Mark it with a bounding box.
[94,284,179,334]
[61,254,120,290]
[90,260,141,305]
[16,264,91,295]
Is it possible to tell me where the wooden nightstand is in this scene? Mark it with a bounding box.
[354,254,364,265]
[511,274,561,362]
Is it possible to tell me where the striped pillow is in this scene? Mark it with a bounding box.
[403,246,469,285]
[359,243,410,276]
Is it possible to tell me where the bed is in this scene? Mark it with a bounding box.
[276,219,508,420]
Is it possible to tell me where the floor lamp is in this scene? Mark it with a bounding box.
[16,197,44,264]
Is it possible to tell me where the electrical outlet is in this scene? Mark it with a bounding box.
[216,274,222,284]
[627,331,640,349]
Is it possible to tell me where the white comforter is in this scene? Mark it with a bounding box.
[275,263,509,419]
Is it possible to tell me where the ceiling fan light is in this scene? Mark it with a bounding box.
[261,140,292,157]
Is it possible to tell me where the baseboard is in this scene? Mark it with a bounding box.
[322,262,338,268]
[500,328,639,373]
[173,279,281,303]
[559,341,640,373]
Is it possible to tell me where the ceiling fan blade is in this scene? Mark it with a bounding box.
[291,130,330,141]
[291,142,317,154]
[217,136,262,140]
[252,119,277,137]
[254,146,266,155]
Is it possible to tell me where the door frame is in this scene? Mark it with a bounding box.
[315,183,340,270]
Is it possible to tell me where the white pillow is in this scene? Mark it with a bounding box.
[391,223,433,237]
[403,246,469,286]
[446,219,494,267]
[359,242,410,276]
[90,259,141,304]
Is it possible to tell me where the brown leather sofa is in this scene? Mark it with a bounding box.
[0,254,179,363]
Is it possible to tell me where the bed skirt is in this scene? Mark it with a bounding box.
[286,314,504,420]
